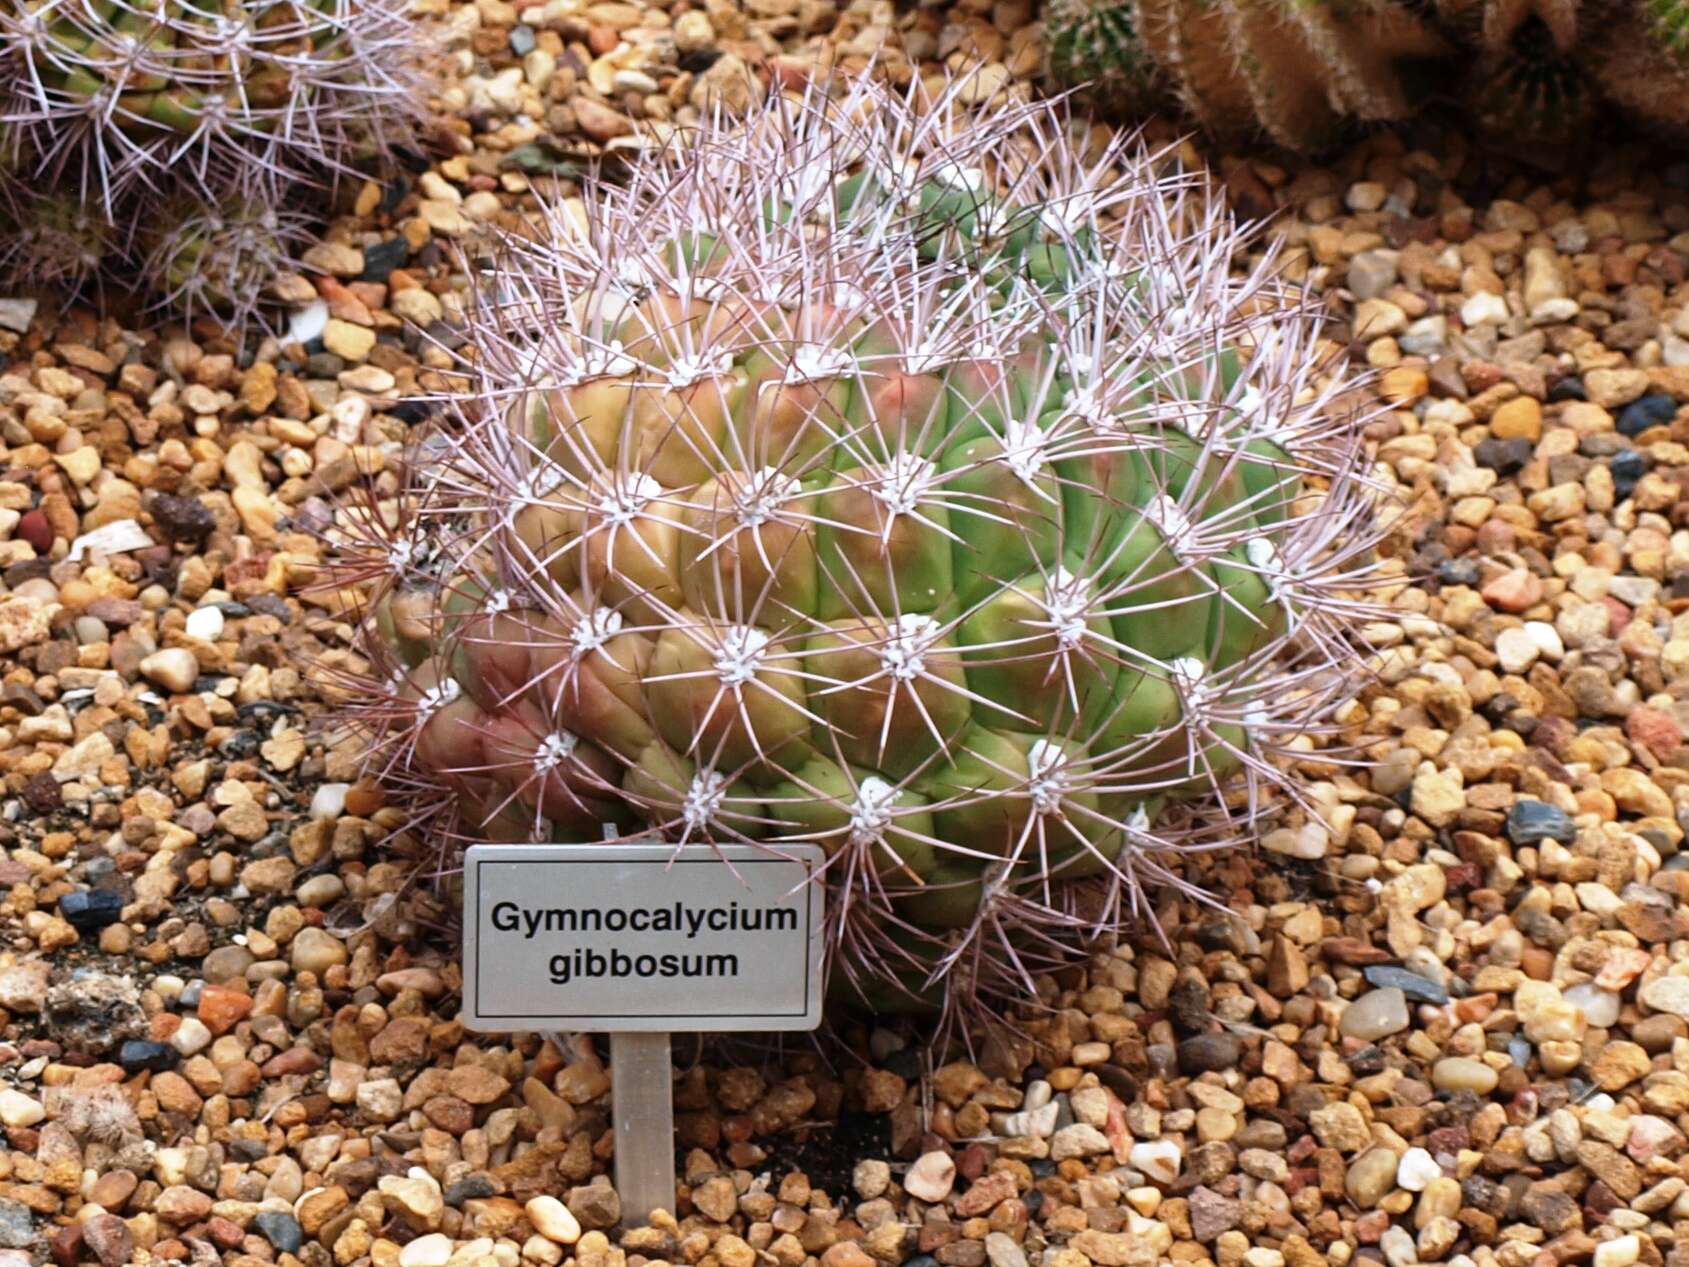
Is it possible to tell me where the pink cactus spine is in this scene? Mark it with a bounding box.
[331,74,1387,1029]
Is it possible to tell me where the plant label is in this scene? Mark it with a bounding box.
[461,842,826,1033]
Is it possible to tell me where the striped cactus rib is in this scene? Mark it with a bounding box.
[140,188,317,329]
[1045,0,1689,148]
[334,76,1385,1027]
[1047,0,1448,149]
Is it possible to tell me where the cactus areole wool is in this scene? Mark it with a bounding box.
[461,843,826,1033]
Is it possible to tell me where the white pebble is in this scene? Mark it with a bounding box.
[1460,292,1510,327]
[289,300,330,345]
[994,1102,1058,1139]
[1379,1225,1417,1267]
[1528,298,1580,326]
[1396,1146,1441,1191]
[0,1089,44,1128]
[1128,1139,1182,1184]
[170,1016,212,1056]
[311,783,349,821]
[139,648,200,693]
[185,606,225,642]
[1523,620,1563,659]
[1493,626,1539,674]
[1564,983,1620,1029]
[1593,1235,1640,1267]
[399,1233,453,1267]
[903,1150,957,1202]
[525,1195,581,1244]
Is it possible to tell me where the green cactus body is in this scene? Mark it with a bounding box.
[343,78,1377,1021]
[1043,0,1166,113]
[1645,0,1689,53]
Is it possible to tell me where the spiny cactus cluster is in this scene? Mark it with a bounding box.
[0,0,433,325]
[332,75,1381,1025]
[1042,0,1689,150]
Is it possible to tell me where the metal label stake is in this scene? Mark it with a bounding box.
[611,1031,676,1225]
[463,842,825,1227]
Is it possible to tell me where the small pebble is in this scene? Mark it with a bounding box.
[1339,988,1410,1041]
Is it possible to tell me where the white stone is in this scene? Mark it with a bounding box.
[311,783,349,821]
[1396,1147,1440,1192]
[1380,1224,1418,1267]
[903,1150,957,1202]
[1128,1139,1182,1184]
[170,1016,212,1056]
[139,648,200,693]
[1528,298,1580,327]
[1564,983,1620,1029]
[525,1195,580,1244]
[1593,1235,1640,1267]
[1523,620,1563,659]
[356,1077,404,1122]
[289,300,330,346]
[853,1159,891,1200]
[1263,823,1329,859]
[448,1237,495,1267]
[994,1102,1058,1139]
[1459,292,1510,327]
[185,606,225,642]
[1494,627,1540,674]
[399,1234,453,1267]
[1639,975,1689,1019]
[985,1232,1029,1267]
[0,1089,44,1127]
[0,298,39,334]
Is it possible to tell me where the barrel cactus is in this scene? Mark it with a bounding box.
[1042,0,1689,149]
[0,0,432,323]
[1041,0,1452,150]
[336,76,1379,1022]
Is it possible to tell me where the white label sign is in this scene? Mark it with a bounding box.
[462,842,826,1032]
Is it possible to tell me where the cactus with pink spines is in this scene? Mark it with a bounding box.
[333,77,1382,1024]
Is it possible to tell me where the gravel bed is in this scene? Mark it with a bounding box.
[3,6,1689,1267]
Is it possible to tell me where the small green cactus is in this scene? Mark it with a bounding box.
[1043,0,1165,115]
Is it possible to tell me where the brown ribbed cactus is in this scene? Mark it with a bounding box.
[1043,0,1689,148]
[331,76,1383,1025]
[1043,0,1452,150]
